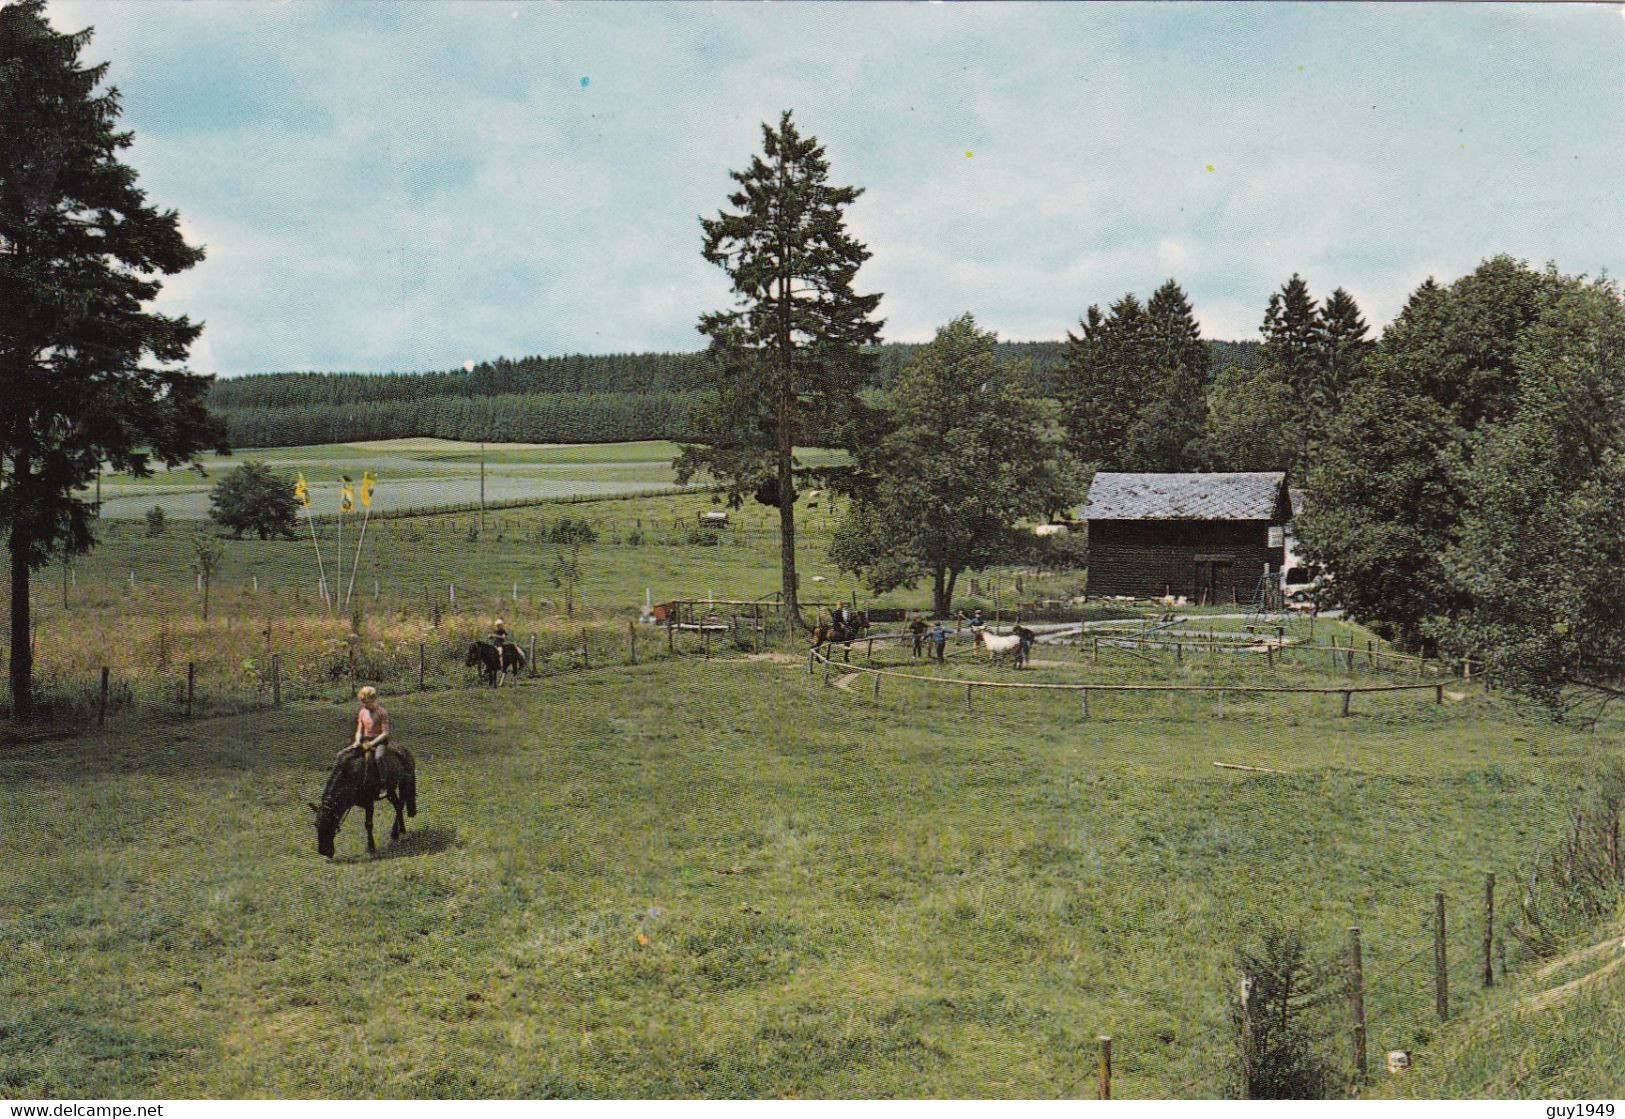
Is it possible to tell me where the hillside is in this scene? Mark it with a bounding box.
[207,340,1262,449]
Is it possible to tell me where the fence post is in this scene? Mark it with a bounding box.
[98,666,109,727]
[872,673,880,702]
[1098,1035,1112,1101]
[418,643,426,690]
[529,633,537,677]
[1080,687,1090,720]
[667,618,675,653]
[1239,971,1256,1100]
[1484,872,1496,987]
[347,643,356,696]
[186,661,195,719]
[1348,926,1367,1080]
[965,683,974,711]
[1341,690,1351,717]
[629,620,637,665]
[1092,637,1099,665]
[1267,644,1275,672]
[1435,890,1450,1021]
[1435,683,1444,705]
[273,653,282,707]
[581,627,590,670]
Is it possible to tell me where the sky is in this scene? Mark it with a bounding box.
[42,0,1625,376]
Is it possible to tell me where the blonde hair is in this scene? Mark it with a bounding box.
[357,685,379,703]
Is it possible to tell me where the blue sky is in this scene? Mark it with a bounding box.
[45,1,1625,376]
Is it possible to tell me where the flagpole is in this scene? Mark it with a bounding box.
[344,505,371,610]
[305,504,330,614]
[336,500,344,620]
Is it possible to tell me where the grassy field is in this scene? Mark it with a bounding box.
[1,651,1615,1098]
[9,449,1622,1098]
[86,439,849,520]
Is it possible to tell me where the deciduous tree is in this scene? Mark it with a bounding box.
[831,315,1083,615]
[208,461,299,539]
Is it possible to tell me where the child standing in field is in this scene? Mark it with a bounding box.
[930,622,947,663]
[909,613,928,659]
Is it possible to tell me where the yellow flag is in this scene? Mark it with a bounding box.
[340,476,355,514]
[360,470,376,509]
[294,472,310,507]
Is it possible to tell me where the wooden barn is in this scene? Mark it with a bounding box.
[1079,472,1293,603]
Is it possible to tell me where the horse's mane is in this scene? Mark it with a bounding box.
[319,755,358,821]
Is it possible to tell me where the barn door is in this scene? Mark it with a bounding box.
[1193,560,1234,606]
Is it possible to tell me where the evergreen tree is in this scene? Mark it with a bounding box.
[1316,287,1373,425]
[0,1,223,716]
[1057,295,1149,469]
[673,111,882,625]
[1124,279,1209,470]
[1259,274,1326,402]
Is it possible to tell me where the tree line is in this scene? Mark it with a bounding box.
[206,350,717,410]
[220,389,717,448]
[210,339,1262,449]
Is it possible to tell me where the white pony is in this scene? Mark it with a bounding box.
[979,628,1025,664]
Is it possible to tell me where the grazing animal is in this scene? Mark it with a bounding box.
[465,640,525,686]
[979,628,1024,666]
[311,744,417,858]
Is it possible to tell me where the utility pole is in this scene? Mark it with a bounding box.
[479,440,486,536]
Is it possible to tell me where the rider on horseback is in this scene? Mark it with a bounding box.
[488,618,510,670]
[346,685,395,781]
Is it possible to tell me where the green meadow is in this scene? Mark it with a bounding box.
[1,646,1619,1097]
[5,447,1621,1098]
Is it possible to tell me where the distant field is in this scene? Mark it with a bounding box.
[88,439,849,520]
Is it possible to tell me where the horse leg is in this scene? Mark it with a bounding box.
[364,801,377,852]
[388,788,405,841]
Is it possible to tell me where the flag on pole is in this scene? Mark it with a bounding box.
[294,473,310,507]
[360,470,376,508]
[340,476,355,513]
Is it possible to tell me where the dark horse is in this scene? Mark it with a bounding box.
[465,640,526,687]
[811,612,870,649]
[311,745,417,858]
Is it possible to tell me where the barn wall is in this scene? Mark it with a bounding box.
[1086,519,1284,600]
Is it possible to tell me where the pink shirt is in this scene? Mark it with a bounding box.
[357,704,389,741]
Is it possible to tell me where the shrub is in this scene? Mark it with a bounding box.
[208,461,299,540]
[537,515,598,546]
[1510,757,1625,958]
[145,505,166,536]
[1232,924,1337,1099]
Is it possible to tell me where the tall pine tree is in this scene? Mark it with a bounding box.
[673,112,882,626]
[1,1,224,716]
[1124,279,1209,471]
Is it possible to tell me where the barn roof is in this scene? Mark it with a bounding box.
[1083,472,1290,521]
